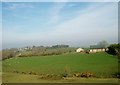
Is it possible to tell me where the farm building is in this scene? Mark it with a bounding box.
[76,48,84,53]
[89,45,108,53]
[89,48,106,53]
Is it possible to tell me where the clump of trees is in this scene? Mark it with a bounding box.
[90,40,109,49]
[52,45,69,48]
[0,51,2,60]
[2,48,18,60]
[97,40,109,48]
[107,44,120,56]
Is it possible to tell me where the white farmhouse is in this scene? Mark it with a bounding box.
[76,48,84,53]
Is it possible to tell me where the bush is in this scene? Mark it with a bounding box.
[80,72,95,78]
[107,44,120,55]
[112,72,120,78]
[2,50,17,60]
[73,72,95,78]
[73,73,81,77]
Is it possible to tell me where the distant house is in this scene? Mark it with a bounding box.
[76,48,84,53]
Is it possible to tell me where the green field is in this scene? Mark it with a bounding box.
[2,52,119,83]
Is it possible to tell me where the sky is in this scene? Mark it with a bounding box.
[2,2,118,49]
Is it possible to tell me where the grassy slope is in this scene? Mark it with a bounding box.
[2,52,118,83]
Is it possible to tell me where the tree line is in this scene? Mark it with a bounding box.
[2,45,76,60]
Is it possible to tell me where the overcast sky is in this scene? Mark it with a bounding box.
[2,2,118,49]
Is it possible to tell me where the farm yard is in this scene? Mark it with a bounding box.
[2,52,119,83]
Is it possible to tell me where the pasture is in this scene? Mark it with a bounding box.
[2,52,119,83]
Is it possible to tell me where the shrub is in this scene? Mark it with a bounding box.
[81,72,95,78]
[2,50,17,60]
[112,72,120,78]
[73,72,95,78]
[107,44,120,55]
[73,73,81,77]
